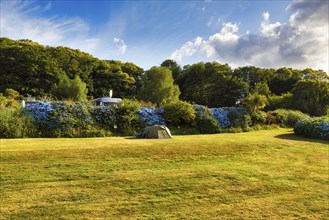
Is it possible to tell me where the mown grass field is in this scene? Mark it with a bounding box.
[0,129,328,219]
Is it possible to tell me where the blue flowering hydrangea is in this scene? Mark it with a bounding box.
[316,121,329,138]
[137,107,166,126]
[24,101,95,135]
[211,108,230,128]
[294,116,329,140]
[91,105,116,129]
[24,101,54,127]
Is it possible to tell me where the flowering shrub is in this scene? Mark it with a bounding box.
[294,116,329,140]
[212,107,251,130]
[24,101,54,131]
[91,106,116,130]
[194,105,220,134]
[24,101,97,137]
[226,107,249,128]
[211,108,230,128]
[138,107,165,126]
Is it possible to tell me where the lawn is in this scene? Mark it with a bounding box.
[0,129,328,219]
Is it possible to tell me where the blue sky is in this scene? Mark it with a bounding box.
[1,0,328,72]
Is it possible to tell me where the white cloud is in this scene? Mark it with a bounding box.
[170,37,205,61]
[207,16,221,27]
[113,37,127,55]
[260,11,282,38]
[171,0,328,71]
[0,1,90,45]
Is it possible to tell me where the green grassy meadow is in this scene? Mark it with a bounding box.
[1,129,328,219]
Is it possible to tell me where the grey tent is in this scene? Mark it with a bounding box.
[141,125,172,139]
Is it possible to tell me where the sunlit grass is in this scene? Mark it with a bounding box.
[1,129,328,219]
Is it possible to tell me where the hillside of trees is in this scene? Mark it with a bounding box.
[1,37,329,116]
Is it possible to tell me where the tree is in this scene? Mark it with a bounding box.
[91,60,136,98]
[161,59,182,82]
[269,67,301,95]
[233,66,273,86]
[51,75,88,101]
[179,62,247,107]
[138,66,180,105]
[301,68,329,81]
[1,89,20,108]
[291,80,329,116]
[242,93,268,112]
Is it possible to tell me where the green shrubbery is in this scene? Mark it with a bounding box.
[194,105,221,134]
[250,111,267,126]
[114,99,142,135]
[163,101,196,127]
[1,99,316,138]
[294,116,329,140]
[0,108,38,138]
[269,109,310,127]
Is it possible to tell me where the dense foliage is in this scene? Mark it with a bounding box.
[138,66,180,105]
[0,98,314,138]
[0,38,143,99]
[1,36,328,134]
[269,109,310,127]
[163,101,196,127]
[138,107,165,126]
[0,38,329,116]
[294,116,329,140]
[193,105,221,134]
[0,107,37,138]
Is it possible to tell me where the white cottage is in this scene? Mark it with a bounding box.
[88,90,122,106]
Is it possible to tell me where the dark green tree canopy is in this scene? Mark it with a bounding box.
[291,80,329,116]
[0,38,143,99]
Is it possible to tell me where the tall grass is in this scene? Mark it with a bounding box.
[0,108,38,138]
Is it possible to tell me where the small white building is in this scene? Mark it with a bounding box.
[21,97,38,108]
[88,90,122,107]
[88,97,122,106]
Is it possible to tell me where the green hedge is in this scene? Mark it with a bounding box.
[268,109,310,127]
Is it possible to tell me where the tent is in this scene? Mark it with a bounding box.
[140,125,172,139]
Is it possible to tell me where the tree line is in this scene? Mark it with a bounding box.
[1,37,328,116]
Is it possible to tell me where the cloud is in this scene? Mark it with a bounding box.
[207,16,221,27]
[170,0,328,71]
[113,37,127,55]
[1,1,89,44]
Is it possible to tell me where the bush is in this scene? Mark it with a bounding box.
[91,105,116,130]
[194,105,220,134]
[0,108,38,138]
[24,101,98,137]
[138,107,165,126]
[114,99,142,135]
[269,109,310,127]
[294,116,329,140]
[250,111,267,126]
[212,108,230,128]
[163,101,196,127]
[267,92,293,111]
[24,101,54,134]
[226,107,250,129]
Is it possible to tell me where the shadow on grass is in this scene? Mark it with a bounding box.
[275,133,329,144]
